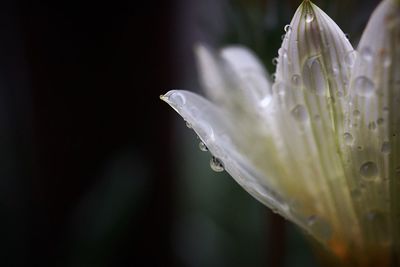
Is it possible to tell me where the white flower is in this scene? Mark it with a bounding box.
[161,0,400,264]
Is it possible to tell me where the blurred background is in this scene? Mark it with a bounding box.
[0,0,380,266]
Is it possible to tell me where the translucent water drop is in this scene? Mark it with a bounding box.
[344,50,357,67]
[302,56,327,95]
[345,33,350,39]
[271,73,277,82]
[186,121,192,129]
[272,57,279,66]
[381,142,391,154]
[360,161,378,179]
[354,76,376,97]
[291,104,308,122]
[343,132,354,145]
[284,24,292,33]
[273,82,286,96]
[305,13,314,23]
[199,141,208,152]
[210,156,224,172]
[291,74,302,87]
[259,94,272,108]
[360,47,373,61]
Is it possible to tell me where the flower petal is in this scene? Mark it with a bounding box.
[160,90,292,218]
[195,44,273,115]
[342,0,400,249]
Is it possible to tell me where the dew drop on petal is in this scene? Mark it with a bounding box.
[272,57,279,66]
[381,142,391,154]
[360,161,378,179]
[259,95,272,108]
[291,104,308,122]
[344,132,354,145]
[291,74,302,87]
[199,141,208,152]
[210,156,224,172]
[354,76,376,97]
[360,46,373,61]
[305,13,314,23]
[345,50,357,67]
[284,24,292,33]
[186,121,192,129]
[302,56,327,95]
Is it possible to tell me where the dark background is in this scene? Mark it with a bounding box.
[0,0,379,266]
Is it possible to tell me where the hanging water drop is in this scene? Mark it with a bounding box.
[305,13,314,23]
[344,50,357,67]
[360,161,378,179]
[210,156,224,172]
[291,74,302,87]
[272,57,279,66]
[360,47,373,61]
[343,132,354,145]
[354,76,376,97]
[199,141,208,152]
[302,56,327,95]
[284,24,292,33]
[186,121,192,129]
[291,104,308,122]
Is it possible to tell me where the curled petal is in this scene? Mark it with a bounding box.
[160,90,292,218]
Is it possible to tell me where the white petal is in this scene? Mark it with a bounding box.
[195,44,273,114]
[160,90,293,218]
[341,0,400,247]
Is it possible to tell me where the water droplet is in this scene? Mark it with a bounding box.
[353,110,361,117]
[368,121,377,130]
[186,121,192,129]
[259,95,272,108]
[210,156,224,172]
[272,57,279,66]
[343,132,354,145]
[305,13,314,23]
[360,47,373,61]
[284,24,292,33]
[345,50,357,67]
[291,104,308,122]
[360,161,378,179]
[271,73,277,82]
[291,74,302,87]
[199,141,208,152]
[345,33,350,39]
[381,142,391,154]
[273,82,286,96]
[354,76,376,97]
[302,56,327,95]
